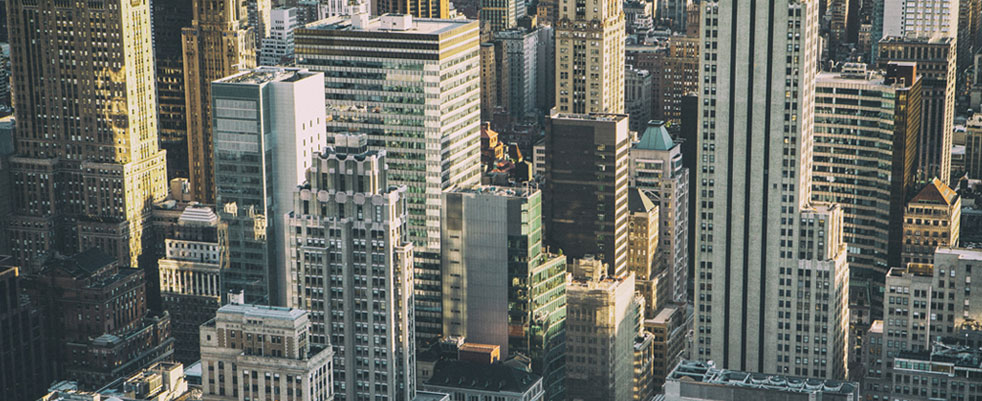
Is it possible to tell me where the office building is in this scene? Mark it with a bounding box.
[862,248,982,400]
[480,0,523,32]
[199,304,334,401]
[481,40,499,122]
[626,35,700,126]
[157,204,228,364]
[296,14,481,341]
[882,340,982,401]
[153,0,194,180]
[812,62,921,278]
[287,135,416,401]
[212,67,325,305]
[646,303,687,391]
[0,261,49,401]
[421,359,545,401]
[494,28,540,120]
[877,0,957,42]
[440,185,568,401]
[4,0,168,268]
[554,0,624,114]
[901,179,961,265]
[627,188,663,315]
[623,0,652,35]
[625,66,652,134]
[630,120,689,303]
[375,0,449,18]
[656,0,691,32]
[663,361,860,401]
[632,331,656,401]
[23,249,174,389]
[877,36,956,184]
[565,258,639,401]
[544,112,630,277]
[260,8,300,66]
[247,0,272,51]
[693,1,851,379]
[967,114,982,180]
[182,0,256,204]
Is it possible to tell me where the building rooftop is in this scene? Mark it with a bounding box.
[452,184,538,198]
[215,67,317,85]
[218,303,307,322]
[178,205,219,226]
[305,14,474,36]
[551,112,629,123]
[426,359,542,394]
[910,178,959,206]
[668,360,858,395]
[628,187,657,214]
[896,341,982,370]
[869,320,884,334]
[635,120,674,151]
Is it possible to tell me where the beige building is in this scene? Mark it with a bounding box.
[199,304,334,401]
[627,188,662,316]
[182,0,256,203]
[645,303,687,392]
[565,257,639,401]
[4,0,168,268]
[902,179,961,265]
[554,0,624,113]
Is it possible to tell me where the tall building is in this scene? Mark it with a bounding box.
[182,0,256,204]
[693,0,851,379]
[543,112,630,278]
[4,0,168,268]
[375,0,449,18]
[646,303,688,391]
[481,0,524,32]
[494,28,540,120]
[440,185,568,401]
[153,0,194,180]
[901,179,961,265]
[624,66,652,134]
[626,188,663,315]
[862,248,982,400]
[878,0,957,41]
[663,361,860,401]
[626,35,699,127]
[296,14,481,341]
[287,135,417,401]
[967,113,982,181]
[260,8,300,66]
[565,257,639,401]
[877,36,956,184]
[246,0,272,51]
[23,249,174,389]
[199,304,334,401]
[630,120,689,303]
[157,204,228,364]
[0,261,49,401]
[553,0,624,114]
[212,67,325,305]
[812,62,921,278]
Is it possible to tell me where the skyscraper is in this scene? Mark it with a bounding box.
[877,36,956,184]
[630,120,689,303]
[878,0,958,41]
[554,0,625,114]
[543,112,630,278]
[812,62,921,279]
[153,0,194,181]
[440,185,568,401]
[693,1,850,379]
[4,0,168,268]
[296,14,481,341]
[211,67,325,305]
[287,135,416,401]
[259,8,300,66]
[901,179,961,266]
[182,0,256,204]
[0,261,49,401]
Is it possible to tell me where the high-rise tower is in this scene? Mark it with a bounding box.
[4,0,168,267]
[182,0,256,204]
[554,0,625,114]
[693,1,850,379]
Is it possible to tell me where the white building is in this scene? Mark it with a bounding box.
[693,1,850,379]
[287,134,417,401]
[211,67,326,305]
[199,304,334,401]
[260,8,299,66]
[296,13,482,340]
[880,0,958,40]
